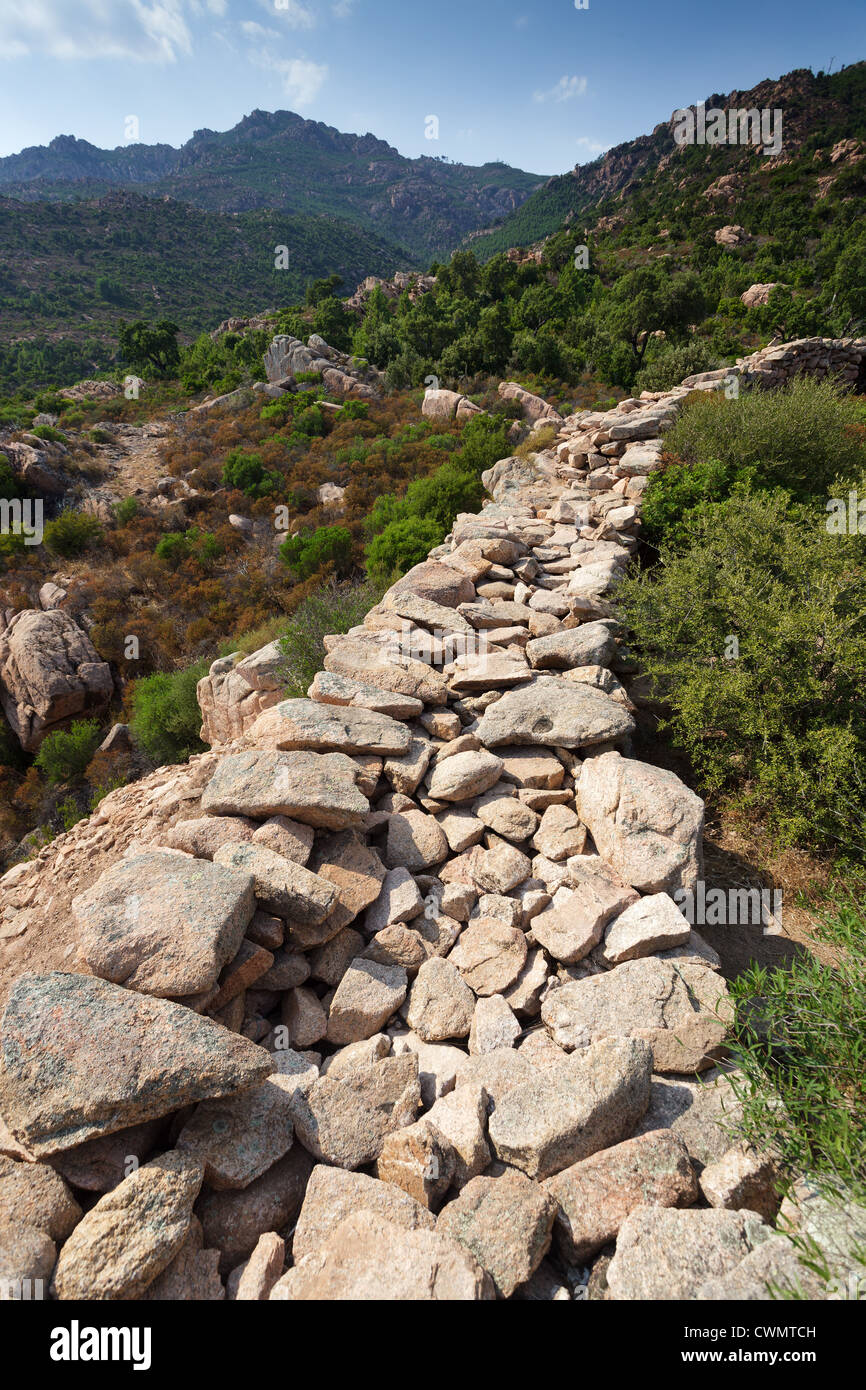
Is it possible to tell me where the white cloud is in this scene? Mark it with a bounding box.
[251,50,328,107]
[0,0,198,62]
[256,0,356,27]
[533,75,588,104]
[240,20,279,39]
[576,135,607,155]
[256,0,317,29]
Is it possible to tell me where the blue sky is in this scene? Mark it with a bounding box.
[0,0,864,171]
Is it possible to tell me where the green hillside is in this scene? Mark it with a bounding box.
[0,192,409,393]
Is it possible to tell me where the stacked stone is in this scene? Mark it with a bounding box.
[683,335,866,393]
[2,354,861,1304]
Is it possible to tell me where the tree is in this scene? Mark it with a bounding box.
[606,265,706,367]
[306,273,343,307]
[117,319,181,375]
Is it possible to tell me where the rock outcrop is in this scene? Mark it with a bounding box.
[0,609,113,752]
[197,644,286,747]
[264,334,384,398]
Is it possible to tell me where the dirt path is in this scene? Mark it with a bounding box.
[95,420,173,497]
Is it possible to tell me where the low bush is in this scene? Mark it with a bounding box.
[278,578,385,696]
[729,887,866,1210]
[221,448,279,498]
[114,496,139,525]
[280,524,354,581]
[129,662,209,765]
[366,515,444,582]
[33,720,102,785]
[43,508,103,558]
[633,341,722,393]
[616,491,866,855]
[661,375,866,507]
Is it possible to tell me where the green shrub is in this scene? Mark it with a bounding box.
[662,376,866,507]
[130,662,209,765]
[401,461,484,533]
[366,515,445,582]
[616,491,866,854]
[155,528,223,567]
[115,496,139,525]
[641,455,738,540]
[260,398,294,425]
[294,405,325,437]
[634,341,722,393]
[278,578,385,696]
[43,509,103,558]
[58,795,87,832]
[337,400,370,421]
[222,448,279,498]
[34,720,102,785]
[30,424,66,443]
[458,414,509,475]
[0,453,22,501]
[729,887,866,1209]
[280,525,354,581]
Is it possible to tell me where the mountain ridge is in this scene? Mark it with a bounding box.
[0,109,546,262]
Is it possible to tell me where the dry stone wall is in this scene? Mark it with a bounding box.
[0,339,863,1302]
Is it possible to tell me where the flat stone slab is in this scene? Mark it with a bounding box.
[606,1206,772,1301]
[487,1037,652,1180]
[0,973,273,1157]
[599,892,692,966]
[428,749,504,802]
[73,852,256,997]
[176,1077,296,1190]
[213,842,337,926]
[577,750,704,895]
[201,750,369,830]
[526,622,617,672]
[249,699,411,756]
[437,1171,557,1298]
[476,677,634,749]
[308,670,423,719]
[541,958,731,1073]
[292,1165,434,1262]
[324,637,450,705]
[53,1151,204,1300]
[544,1128,699,1263]
[271,1209,493,1300]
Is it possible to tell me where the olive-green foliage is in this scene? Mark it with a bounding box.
[30,424,66,443]
[154,528,223,566]
[729,888,866,1208]
[616,491,866,854]
[129,662,209,764]
[278,578,386,697]
[43,508,103,558]
[221,447,280,497]
[114,496,139,525]
[280,524,354,581]
[660,376,866,506]
[633,342,721,393]
[366,516,445,583]
[0,453,22,500]
[364,413,507,581]
[34,720,102,785]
